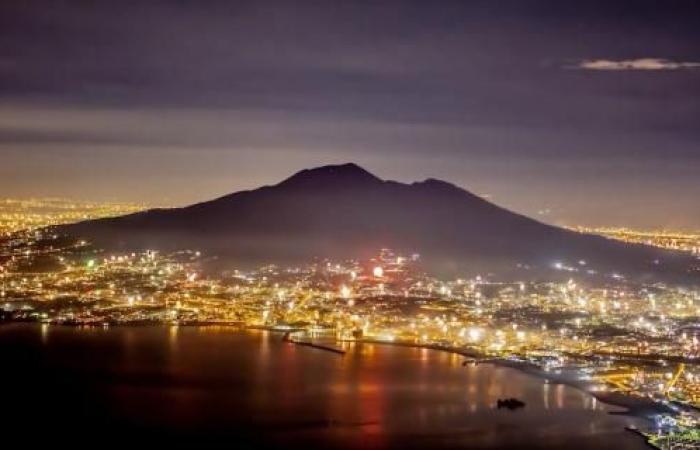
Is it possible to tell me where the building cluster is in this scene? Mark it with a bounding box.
[0,197,145,236]
[1,199,699,448]
[571,226,700,256]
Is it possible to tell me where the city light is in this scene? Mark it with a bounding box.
[1,201,699,447]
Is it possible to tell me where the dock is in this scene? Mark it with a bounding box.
[283,332,346,355]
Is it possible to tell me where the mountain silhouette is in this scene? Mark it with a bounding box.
[57,163,698,283]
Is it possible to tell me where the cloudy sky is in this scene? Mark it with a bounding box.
[1,0,698,228]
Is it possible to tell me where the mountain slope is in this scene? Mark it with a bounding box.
[57,163,698,282]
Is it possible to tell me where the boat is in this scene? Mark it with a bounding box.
[497,398,526,410]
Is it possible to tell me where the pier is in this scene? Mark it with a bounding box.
[283,332,346,355]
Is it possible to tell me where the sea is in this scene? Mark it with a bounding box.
[0,323,650,449]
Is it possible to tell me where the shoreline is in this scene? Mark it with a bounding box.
[344,337,672,419]
[625,427,660,450]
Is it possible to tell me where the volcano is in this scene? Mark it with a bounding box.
[56,163,698,283]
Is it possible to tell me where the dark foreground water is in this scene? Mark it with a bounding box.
[0,324,648,449]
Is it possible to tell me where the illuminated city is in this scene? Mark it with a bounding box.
[0,198,146,236]
[570,227,700,256]
[1,201,699,448]
[2,1,699,449]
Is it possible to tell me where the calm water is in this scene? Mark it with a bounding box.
[0,324,648,449]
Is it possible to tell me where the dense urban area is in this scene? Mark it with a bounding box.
[1,198,699,449]
[570,226,700,257]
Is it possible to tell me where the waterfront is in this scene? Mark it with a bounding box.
[1,324,649,449]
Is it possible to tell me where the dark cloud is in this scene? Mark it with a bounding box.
[0,0,699,228]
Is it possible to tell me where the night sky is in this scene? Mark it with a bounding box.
[1,1,698,228]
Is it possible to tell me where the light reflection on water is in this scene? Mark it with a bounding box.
[1,323,649,449]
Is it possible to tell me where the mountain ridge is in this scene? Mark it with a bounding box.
[55,163,699,284]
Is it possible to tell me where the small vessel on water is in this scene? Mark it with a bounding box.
[496,398,526,410]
